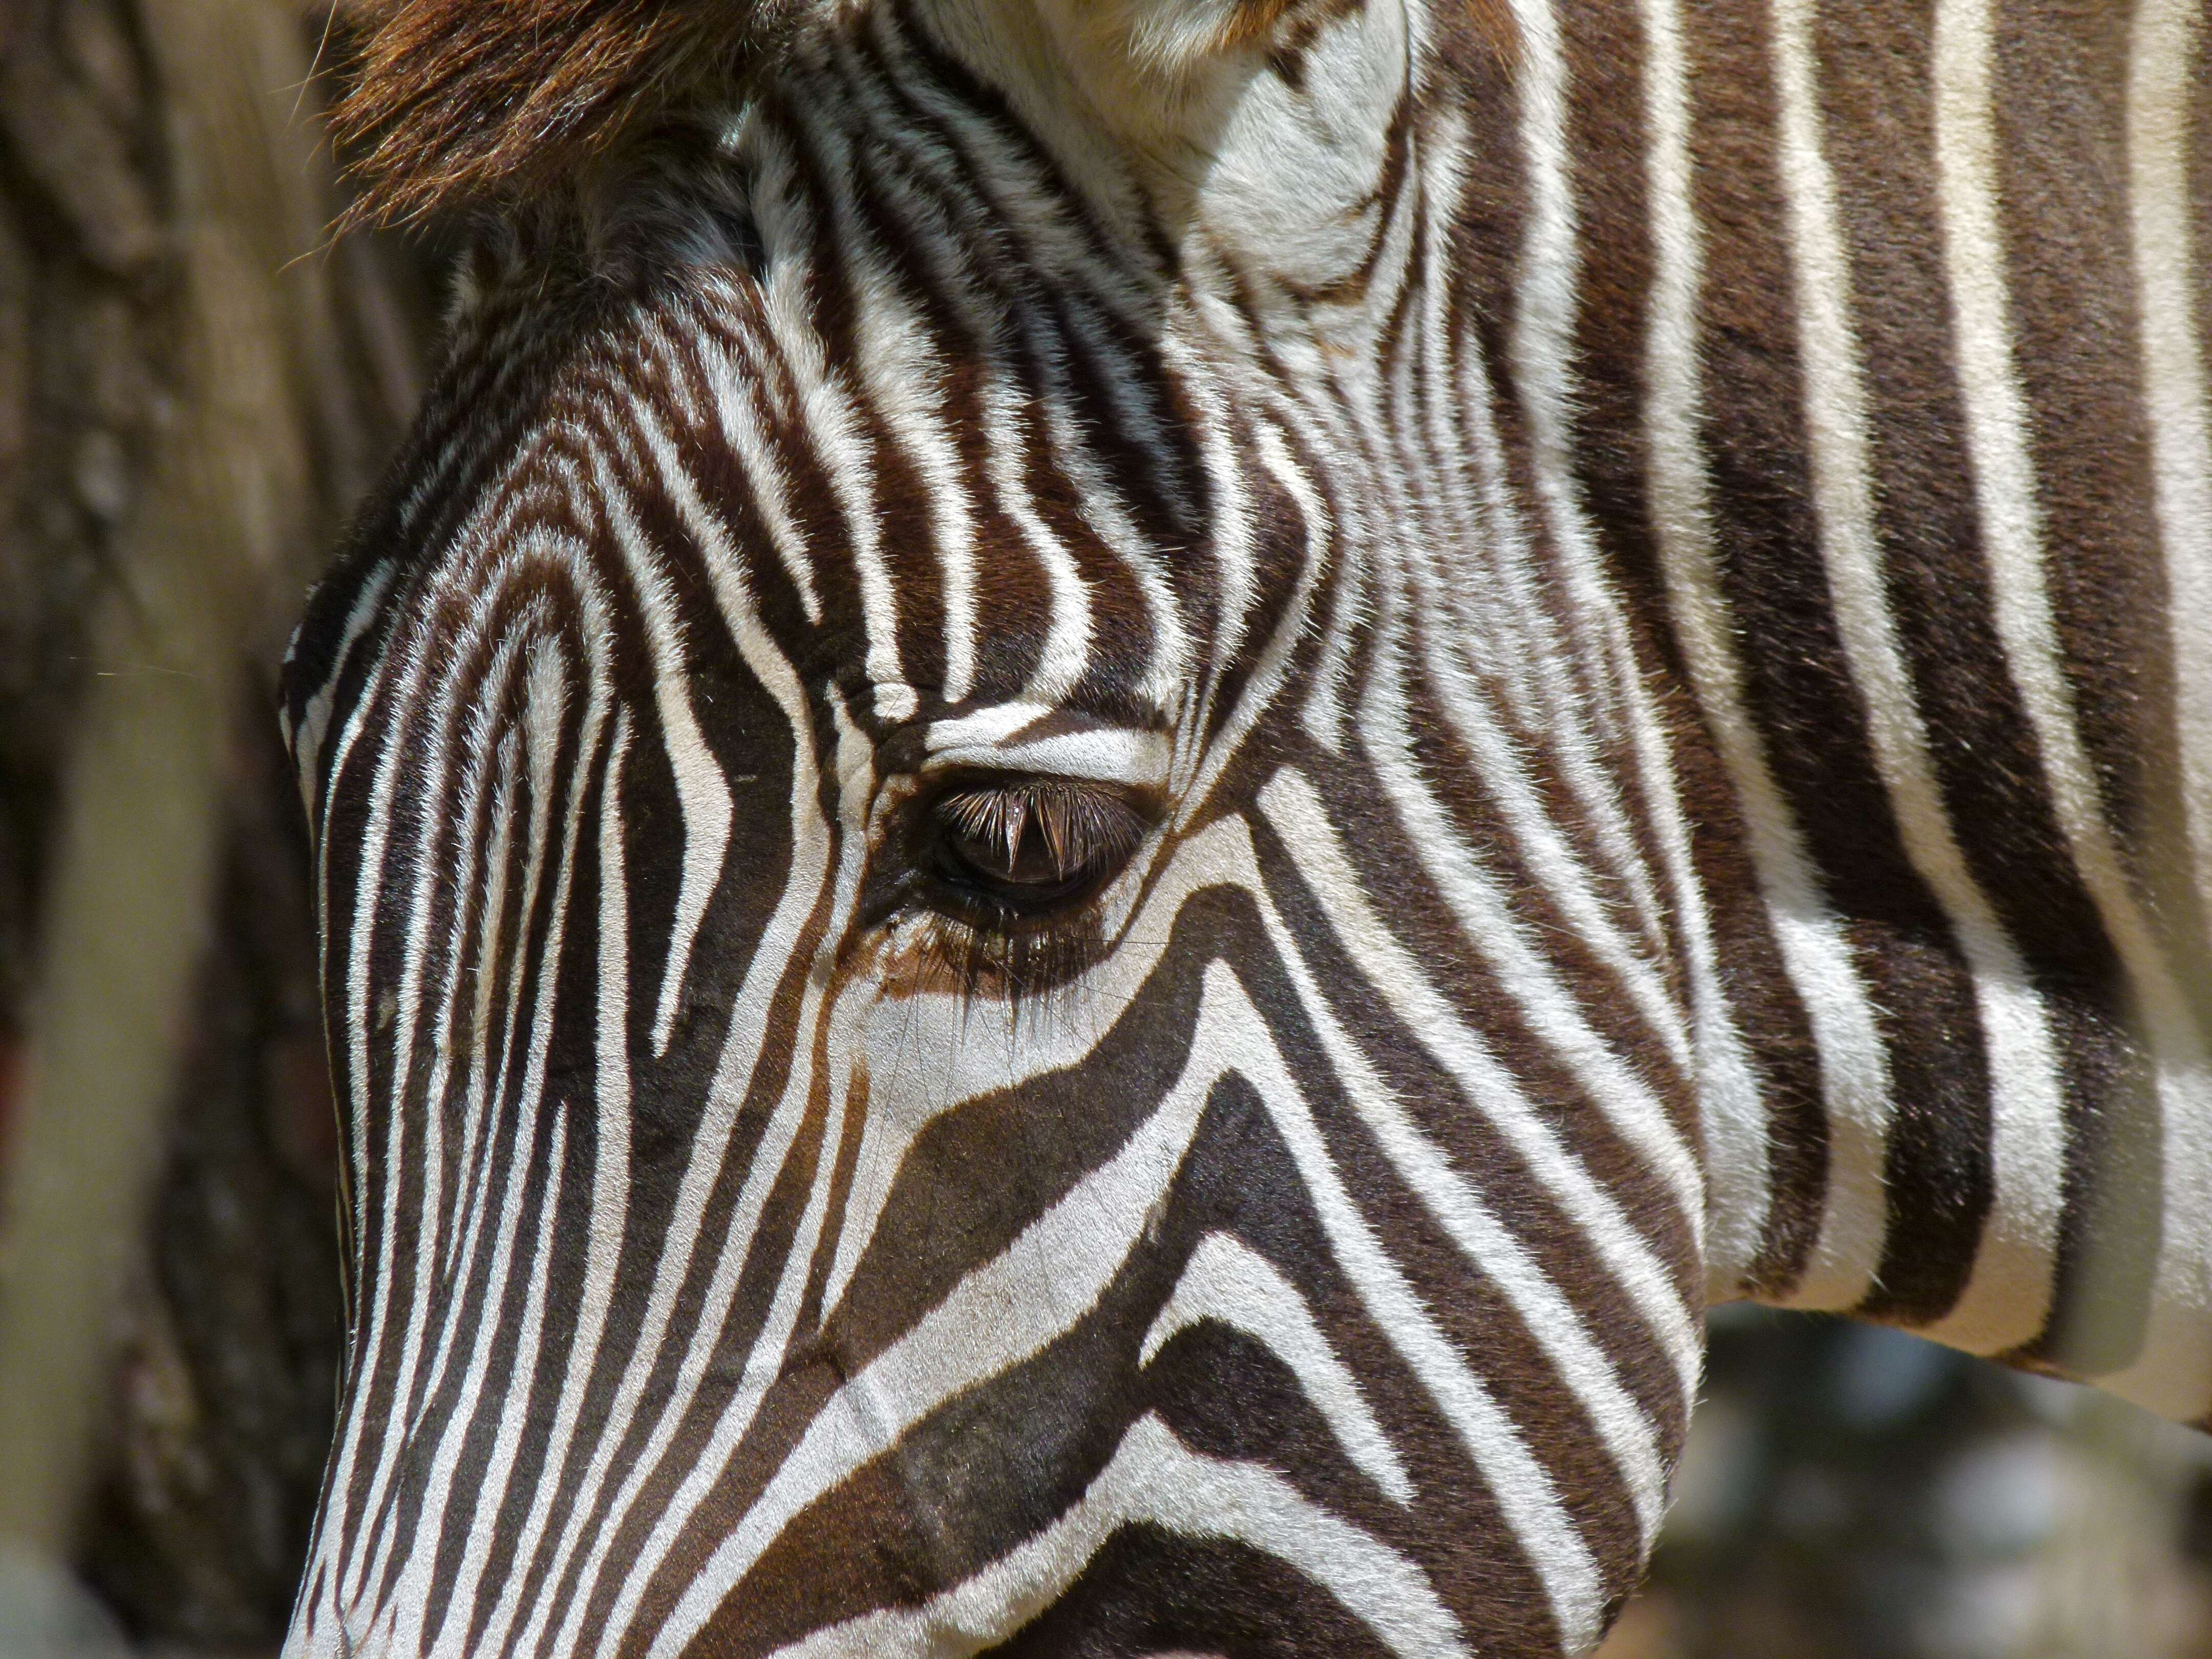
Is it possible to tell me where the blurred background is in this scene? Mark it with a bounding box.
[1600,1310,2212,1658]
[0,3,2205,1655]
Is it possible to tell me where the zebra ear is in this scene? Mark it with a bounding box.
[331,0,783,227]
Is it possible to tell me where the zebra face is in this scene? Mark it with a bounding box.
[280,0,1706,1653]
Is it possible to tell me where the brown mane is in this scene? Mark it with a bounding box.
[331,0,1518,229]
[332,0,784,227]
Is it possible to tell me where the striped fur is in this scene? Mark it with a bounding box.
[281,0,2212,1652]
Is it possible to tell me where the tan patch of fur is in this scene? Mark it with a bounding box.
[1213,0,1304,51]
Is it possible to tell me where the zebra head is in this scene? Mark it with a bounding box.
[279,0,1743,1652]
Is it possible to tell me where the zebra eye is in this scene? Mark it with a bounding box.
[928,778,1150,914]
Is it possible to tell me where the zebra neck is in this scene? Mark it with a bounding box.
[1532,0,2212,1422]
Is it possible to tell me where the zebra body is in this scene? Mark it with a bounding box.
[283,0,2212,1651]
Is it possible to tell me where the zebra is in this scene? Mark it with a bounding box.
[278,0,2212,1650]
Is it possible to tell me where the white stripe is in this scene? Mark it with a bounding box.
[416,1109,569,1655]
[724,120,826,622]
[762,1416,1467,1659]
[1639,0,1887,1299]
[642,963,1245,1659]
[591,704,880,1653]
[332,541,578,1612]
[828,163,981,700]
[1499,0,1613,684]
[520,461,841,1659]
[1400,543,1696,1078]
[996,386,1096,706]
[1361,618,1707,1229]
[325,616,536,1615]
[1260,770,1704,1391]
[465,715,635,1657]
[1175,418,1332,823]
[1936,0,2212,1408]
[1165,352,1260,782]
[598,453,735,1056]
[378,622,606,1607]
[384,612,612,1646]
[291,559,396,830]
[2132,0,2212,904]
[1244,834,1674,1545]
[1140,1230,1415,1505]
[2117,0,2212,1423]
[1409,115,1541,726]
[703,342,824,625]
[1501,0,1780,1325]
[923,710,1174,786]
[1774,0,2068,1347]
[1386,122,1691,1066]
[650,964,1601,1659]
[1202,971,1607,1650]
[432,623,546,1298]
[817,61,1191,706]
[1439,302,1676,959]
[759,205,916,723]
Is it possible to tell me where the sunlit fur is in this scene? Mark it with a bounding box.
[285,0,2212,1653]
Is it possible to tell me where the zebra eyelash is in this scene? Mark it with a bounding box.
[930,777,1153,904]
[882,775,1157,1005]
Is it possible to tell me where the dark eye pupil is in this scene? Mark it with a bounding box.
[931,780,1147,910]
[948,819,1071,886]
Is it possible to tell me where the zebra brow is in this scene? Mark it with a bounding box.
[918,699,1177,788]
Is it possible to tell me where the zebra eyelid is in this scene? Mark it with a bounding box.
[932,776,1156,882]
[921,703,1176,789]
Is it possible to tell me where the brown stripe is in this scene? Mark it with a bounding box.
[1678,0,2001,1323]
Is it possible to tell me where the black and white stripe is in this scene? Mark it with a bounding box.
[279,0,2212,1651]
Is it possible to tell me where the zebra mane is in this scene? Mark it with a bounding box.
[334,0,1522,228]
[332,0,792,227]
